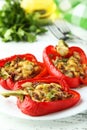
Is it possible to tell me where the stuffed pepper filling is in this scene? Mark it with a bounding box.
[22,82,72,102]
[0,57,41,81]
[52,40,86,78]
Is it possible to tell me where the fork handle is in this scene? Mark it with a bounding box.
[64,34,87,43]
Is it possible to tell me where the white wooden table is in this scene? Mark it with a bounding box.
[0,110,87,130]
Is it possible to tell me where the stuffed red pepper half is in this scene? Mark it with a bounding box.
[1,77,80,116]
[0,53,47,90]
[43,40,87,88]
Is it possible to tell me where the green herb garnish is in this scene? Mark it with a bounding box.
[0,0,51,42]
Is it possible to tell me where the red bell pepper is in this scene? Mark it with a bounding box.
[43,44,87,88]
[17,78,80,116]
[2,77,80,116]
[17,90,80,116]
[0,54,47,90]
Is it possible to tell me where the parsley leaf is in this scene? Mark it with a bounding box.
[0,0,50,43]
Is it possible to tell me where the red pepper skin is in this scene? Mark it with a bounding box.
[0,54,47,90]
[69,47,87,64]
[16,78,80,116]
[43,45,87,88]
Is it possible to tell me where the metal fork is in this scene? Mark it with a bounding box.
[48,20,86,42]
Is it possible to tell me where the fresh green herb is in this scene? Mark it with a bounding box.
[0,0,51,42]
[4,61,11,67]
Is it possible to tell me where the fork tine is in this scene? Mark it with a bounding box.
[54,20,86,42]
[48,20,87,43]
[48,24,65,39]
[55,20,70,34]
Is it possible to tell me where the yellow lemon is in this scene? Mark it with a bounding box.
[20,0,57,18]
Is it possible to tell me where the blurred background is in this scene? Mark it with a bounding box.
[20,0,87,30]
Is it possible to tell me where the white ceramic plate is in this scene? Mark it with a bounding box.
[0,26,87,120]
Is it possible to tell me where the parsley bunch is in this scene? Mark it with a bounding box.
[0,0,50,42]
